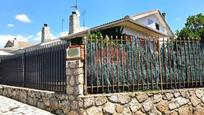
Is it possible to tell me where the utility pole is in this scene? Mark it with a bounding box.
[61,19,64,32]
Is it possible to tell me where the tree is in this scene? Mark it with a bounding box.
[176,13,204,43]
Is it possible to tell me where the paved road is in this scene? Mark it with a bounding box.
[0,96,54,115]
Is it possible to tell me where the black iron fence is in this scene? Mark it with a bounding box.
[85,36,204,94]
[0,41,67,93]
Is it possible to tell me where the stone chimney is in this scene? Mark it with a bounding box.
[41,24,51,43]
[69,10,80,34]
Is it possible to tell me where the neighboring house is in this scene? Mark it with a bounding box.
[3,38,33,54]
[1,24,57,54]
[12,24,66,54]
[60,9,174,47]
[4,38,33,49]
[0,38,32,57]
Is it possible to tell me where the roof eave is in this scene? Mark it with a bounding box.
[60,16,168,40]
[157,11,175,37]
[127,18,168,37]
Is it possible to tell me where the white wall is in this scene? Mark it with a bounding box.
[122,27,156,50]
[122,27,147,38]
[135,15,166,34]
[122,27,169,50]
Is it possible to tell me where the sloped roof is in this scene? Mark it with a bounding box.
[0,50,13,56]
[60,10,174,40]
[60,15,168,40]
[4,40,14,48]
[2,39,33,54]
[11,38,66,54]
[4,40,32,49]
[0,47,19,53]
[18,41,33,48]
[130,9,161,19]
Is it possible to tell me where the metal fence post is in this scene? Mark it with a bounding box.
[22,50,25,87]
[83,36,88,95]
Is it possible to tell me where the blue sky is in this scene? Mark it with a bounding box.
[0,0,204,48]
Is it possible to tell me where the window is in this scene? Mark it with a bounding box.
[148,19,153,25]
[155,23,160,30]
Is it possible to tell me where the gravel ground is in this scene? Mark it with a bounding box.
[0,96,54,115]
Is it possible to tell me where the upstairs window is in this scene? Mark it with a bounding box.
[148,19,153,25]
[155,23,160,30]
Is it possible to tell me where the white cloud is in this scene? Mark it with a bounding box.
[59,27,88,37]
[176,17,183,21]
[50,33,56,40]
[0,34,29,48]
[80,26,89,31]
[0,31,57,48]
[7,24,15,27]
[32,31,56,42]
[32,31,41,41]
[59,32,69,37]
[15,14,31,23]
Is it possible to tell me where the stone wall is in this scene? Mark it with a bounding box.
[1,59,204,115]
[1,84,204,115]
[78,88,204,115]
[0,85,70,114]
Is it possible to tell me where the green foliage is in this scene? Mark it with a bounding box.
[176,13,204,42]
[87,33,120,47]
[87,26,125,39]
[86,26,126,47]
[100,26,125,37]
[69,37,83,45]
[87,31,103,42]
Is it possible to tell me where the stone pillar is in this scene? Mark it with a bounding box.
[66,60,84,96]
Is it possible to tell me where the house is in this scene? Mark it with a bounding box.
[60,9,174,47]
[3,38,33,53]
[4,38,33,49]
[0,38,32,58]
[1,24,60,54]
[1,9,174,54]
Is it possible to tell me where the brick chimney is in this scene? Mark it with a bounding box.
[41,24,51,43]
[69,10,80,34]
